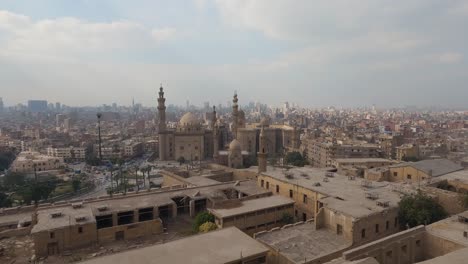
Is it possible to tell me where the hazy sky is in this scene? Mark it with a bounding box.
[1,0,467,108]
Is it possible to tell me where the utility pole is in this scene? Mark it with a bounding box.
[97,113,103,162]
[135,166,139,192]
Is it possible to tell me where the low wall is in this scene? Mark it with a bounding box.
[0,226,31,239]
[422,186,465,215]
[423,231,465,260]
[97,218,163,244]
[342,226,426,264]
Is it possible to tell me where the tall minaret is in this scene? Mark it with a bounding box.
[158,84,167,161]
[232,92,239,139]
[212,106,219,160]
[258,125,268,173]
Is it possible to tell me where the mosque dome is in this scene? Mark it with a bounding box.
[229,139,242,151]
[179,112,200,127]
[238,109,245,119]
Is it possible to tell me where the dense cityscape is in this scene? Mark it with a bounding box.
[0,90,467,264]
[1,1,468,264]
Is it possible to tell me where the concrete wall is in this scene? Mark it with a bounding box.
[389,166,430,183]
[34,222,98,257]
[343,226,426,264]
[257,174,318,221]
[213,204,294,236]
[0,226,31,239]
[97,218,163,244]
[421,186,465,215]
[423,232,465,260]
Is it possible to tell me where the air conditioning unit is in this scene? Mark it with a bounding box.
[72,202,83,209]
[377,201,390,208]
[323,177,329,182]
[97,205,108,212]
[463,230,467,238]
[75,216,86,222]
[50,212,63,218]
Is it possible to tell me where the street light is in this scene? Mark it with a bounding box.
[97,113,103,162]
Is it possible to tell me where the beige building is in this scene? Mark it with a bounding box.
[329,210,468,264]
[388,159,463,183]
[47,146,86,161]
[256,166,401,246]
[10,151,64,173]
[121,140,143,158]
[27,173,271,256]
[396,144,419,161]
[157,87,300,165]
[209,195,294,235]
[308,141,381,168]
[81,227,269,264]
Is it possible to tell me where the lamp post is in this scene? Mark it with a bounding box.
[97,113,103,162]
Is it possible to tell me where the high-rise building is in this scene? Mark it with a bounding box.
[0,97,4,112]
[27,100,48,112]
[55,102,61,111]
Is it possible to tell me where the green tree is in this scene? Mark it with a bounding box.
[193,211,215,232]
[72,179,81,193]
[199,222,217,233]
[280,212,294,224]
[0,192,12,208]
[285,151,309,167]
[2,172,26,190]
[398,192,447,228]
[0,148,17,171]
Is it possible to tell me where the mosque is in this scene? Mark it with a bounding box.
[157,85,300,171]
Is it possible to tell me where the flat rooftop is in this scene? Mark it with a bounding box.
[334,158,397,164]
[32,205,95,233]
[31,180,267,232]
[389,159,463,177]
[209,195,294,218]
[258,166,401,218]
[433,169,468,184]
[256,222,351,263]
[416,247,468,264]
[0,211,32,226]
[81,227,269,264]
[425,211,468,247]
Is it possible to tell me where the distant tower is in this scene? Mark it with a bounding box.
[158,84,168,161]
[0,98,3,112]
[258,125,268,173]
[212,106,219,160]
[232,92,239,139]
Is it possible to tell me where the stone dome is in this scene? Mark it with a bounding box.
[229,139,241,151]
[179,112,200,127]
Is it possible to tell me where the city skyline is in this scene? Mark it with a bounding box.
[1,1,468,108]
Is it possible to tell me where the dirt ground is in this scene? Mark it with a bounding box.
[0,215,195,264]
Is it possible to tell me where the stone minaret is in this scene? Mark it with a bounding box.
[212,106,219,160]
[258,125,268,173]
[232,93,239,139]
[158,84,167,161]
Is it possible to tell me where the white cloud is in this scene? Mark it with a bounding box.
[434,52,463,64]
[151,27,177,42]
[0,10,175,58]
